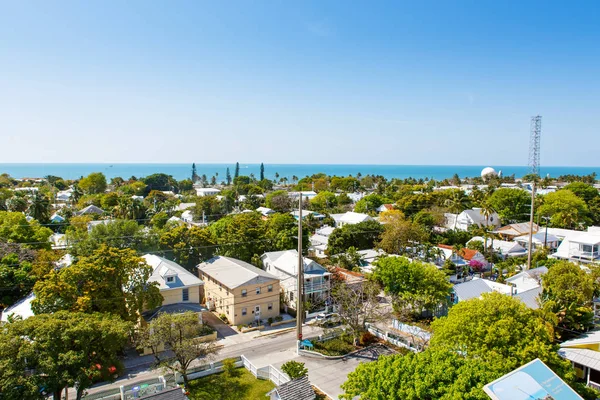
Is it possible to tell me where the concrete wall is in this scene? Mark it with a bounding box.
[200,272,280,325]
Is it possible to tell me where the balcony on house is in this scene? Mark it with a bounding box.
[568,241,600,261]
[304,274,330,294]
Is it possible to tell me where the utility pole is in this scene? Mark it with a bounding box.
[296,194,304,354]
[526,181,536,270]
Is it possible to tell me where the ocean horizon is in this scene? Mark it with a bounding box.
[0,163,598,182]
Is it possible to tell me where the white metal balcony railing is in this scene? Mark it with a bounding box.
[568,249,600,260]
[304,281,330,293]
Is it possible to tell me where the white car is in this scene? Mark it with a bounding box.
[315,313,340,324]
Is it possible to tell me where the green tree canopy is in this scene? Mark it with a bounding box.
[159,225,216,269]
[78,172,107,195]
[281,361,308,379]
[209,213,269,262]
[33,245,162,321]
[373,256,451,318]
[0,211,53,249]
[377,210,428,255]
[71,219,156,256]
[563,182,600,204]
[539,190,591,229]
[1,311,131,400]
[354,194,389,214]
[265,190,292,213]
[487,188,531,223]
[309,191,337,212]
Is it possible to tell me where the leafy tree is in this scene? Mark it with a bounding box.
[327,220,384,256]
[151,211,170,229]
[538,190,591,229]
[377,210,428,256]
[541,261,595,336]
[309,191,337,212]
[266,190,292,213]
[281,361,308,379]
[159,225,216,269]
[192,195,221,223]
[354,194,387,214]
[341,347,506,400]
[100,192,120,210]
[265,213,307,252]
[0,211,53,249]
[234,162,240,179]
[260,163,265,181]
[179,178,194,192]
[6,195,28,212]
[330,246,363,271]
[373,256,451,319]
[136,311,218,386]
[78,172,107,195]
[209,213,268,262]
[33,246,162,321]
[0,243,36,308]
[143,173,178,192]
[330,176,359,192]
[72,219,156,256]
[563,182,599,204]
[487,188,531,223]
[430,293,570,374]
[2,311,131,400]
[330,278,387,345]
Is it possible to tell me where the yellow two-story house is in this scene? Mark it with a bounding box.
[141,254,205,321]
[197,256,280,325]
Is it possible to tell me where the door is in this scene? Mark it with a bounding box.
[254,305,261,321]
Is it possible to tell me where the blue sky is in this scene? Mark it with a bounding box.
[1,1,598,165]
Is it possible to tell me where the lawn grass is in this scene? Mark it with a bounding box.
[187,368,275,400]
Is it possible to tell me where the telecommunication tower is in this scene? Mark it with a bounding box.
[526,115,542,269]
[529,116,542,176]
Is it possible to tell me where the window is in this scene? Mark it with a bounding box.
[182,288,189,301]
[242,308,247,316]
[166,276,174,283]
[242,289,247,297]
[289,292,294,301]
[256,287,261,295]
[268,284,273,292]
[268,303,273,311]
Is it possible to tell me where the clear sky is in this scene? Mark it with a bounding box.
[1,1,598,165]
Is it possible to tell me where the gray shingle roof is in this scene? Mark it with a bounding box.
[453,279,493,301]
[275,376,315,400]
[197,256,279,289]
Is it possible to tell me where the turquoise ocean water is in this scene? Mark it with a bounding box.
[0,164,598,181]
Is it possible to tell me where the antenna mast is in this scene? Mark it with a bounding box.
[526,116,542,270]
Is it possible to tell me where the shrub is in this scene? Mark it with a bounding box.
[313,338,355,356]
[267,317,274,325]
[274,315,283,322]
[359,331,377,346]
[281,361,308,379]
[236,324,244,331]
[219,314,229,324]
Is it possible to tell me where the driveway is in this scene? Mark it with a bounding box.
[203,311,239,339]
[272,345,395,399]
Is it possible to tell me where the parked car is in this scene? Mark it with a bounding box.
[315,313,340,325]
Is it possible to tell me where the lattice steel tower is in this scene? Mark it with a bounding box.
[529,116,542,176]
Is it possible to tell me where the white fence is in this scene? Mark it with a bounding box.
[241,355,290,386]
[365,323,428,353]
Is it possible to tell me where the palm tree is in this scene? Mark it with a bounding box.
[28,192,50,222]
[445,191,470,230]
[292,175,298,185]
[71,185,83,206]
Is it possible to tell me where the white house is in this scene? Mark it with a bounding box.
[357,249,387,273]
[256,207,275,217]
[195,188,220,197]
[288,191,317,200]
[290,210,325,221]
[552,229,600,264]
[514,232,561,252]
[309,226,335,258]
[261,250,331,314]
[56,189,73,202]
[505,266,547,293]
[181,210,194,223]
[330,211,373,228]
[87,219,115,233]
[0,293,36,322]
[452,208,500,231]
[467,236,527,258]
[174,202,195,211]
[376,204,394,213]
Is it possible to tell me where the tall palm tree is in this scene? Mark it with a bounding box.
[445,191,470,230]
[29,192,50,222]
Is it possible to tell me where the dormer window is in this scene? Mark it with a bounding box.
[166,276,174,283]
